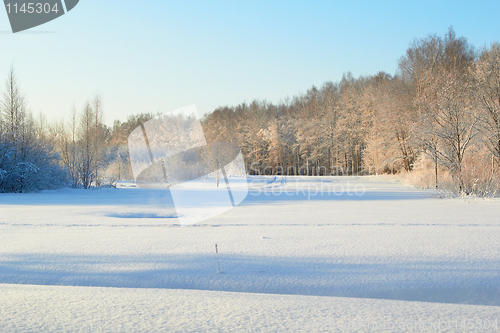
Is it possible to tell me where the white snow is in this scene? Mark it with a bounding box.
[1,176,500,331]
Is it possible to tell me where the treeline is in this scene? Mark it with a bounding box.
[1,28,499,196]
[202,28,500,196]
[45,108,154,189]
[0,66,152,192]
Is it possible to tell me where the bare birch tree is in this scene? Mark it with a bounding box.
[473,43,500,163]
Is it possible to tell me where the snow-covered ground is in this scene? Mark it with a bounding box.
[1,176,499,331]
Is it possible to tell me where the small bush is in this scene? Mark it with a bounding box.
[0,141,67,193]
[399,155,451,189]
[453,155,500,198]
[400,154,500,198]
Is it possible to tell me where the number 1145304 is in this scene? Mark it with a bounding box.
[5,2,59,14]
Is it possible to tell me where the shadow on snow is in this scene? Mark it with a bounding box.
[1,253,499,306]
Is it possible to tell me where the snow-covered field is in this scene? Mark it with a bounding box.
[1,176,500,332]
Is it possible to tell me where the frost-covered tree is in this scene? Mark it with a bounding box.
[103,144,132,184]
[0,66,66,192]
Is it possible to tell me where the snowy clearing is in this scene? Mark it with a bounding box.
[1,176,500,331]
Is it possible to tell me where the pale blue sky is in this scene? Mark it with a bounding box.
[1,0,499,126]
